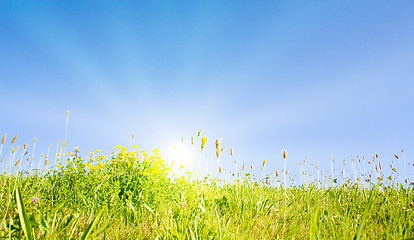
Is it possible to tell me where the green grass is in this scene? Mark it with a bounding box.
[0,137,413,239]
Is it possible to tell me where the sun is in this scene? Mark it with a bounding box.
[165,142,197,173]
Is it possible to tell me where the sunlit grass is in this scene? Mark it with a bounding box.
[0,130,413,239]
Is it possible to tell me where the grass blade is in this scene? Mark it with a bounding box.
[15,186,34,240]
[215,207,222,240]
[143,201,170,237]
[90,220,114,238]
[188,225,196,240]
[81,206,106,240]
[354,184,376,240]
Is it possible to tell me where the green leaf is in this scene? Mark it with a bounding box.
[188,226,196,240]
[15,186,34,240]
[354,185,377,240]
[127,200,139,221]
[90,220,114,239]
[81,206,106,240]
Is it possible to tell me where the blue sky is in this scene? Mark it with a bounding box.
[1,1,413,182]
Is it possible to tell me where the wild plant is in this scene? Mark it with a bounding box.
[0,129,413,239]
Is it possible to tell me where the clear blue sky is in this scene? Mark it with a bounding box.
[1,1,413,182]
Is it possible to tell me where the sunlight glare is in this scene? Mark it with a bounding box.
[165,142,197,173]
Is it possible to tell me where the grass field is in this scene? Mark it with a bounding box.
[0,132,413,239]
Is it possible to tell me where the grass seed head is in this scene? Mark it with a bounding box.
[201,137,208,151]
[12,134,17,144]
[1,134,5,145]
[15,160,21,167]
[283,150,288,159]
[215,139,221,158]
